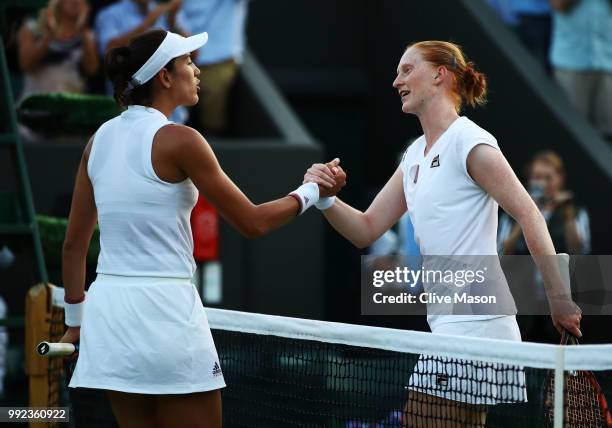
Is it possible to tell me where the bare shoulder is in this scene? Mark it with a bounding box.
[156,124,207,150]
[154,125,215,171]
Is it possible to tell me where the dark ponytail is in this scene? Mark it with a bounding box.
[104,29,176,107]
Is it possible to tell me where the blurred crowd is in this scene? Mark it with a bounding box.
[487,0,612,141]
[12,0,250,137]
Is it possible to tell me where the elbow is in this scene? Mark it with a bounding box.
[516,206,546,230]
[351,213,375,249]
[241,227,262,240]
[352,236,373,250]
[238,221,267,240]
[62,238,83,254]
[62,239,80,259]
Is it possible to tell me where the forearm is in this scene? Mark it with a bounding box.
[246,197,301,238]
[106,26,146,51]
[322,198,373,248]
[20,35,50,72]
[520,210,572,305]
[81,32,99,76]
[105,15,158,51]
[550,0,579,12]
[62,245,88,302]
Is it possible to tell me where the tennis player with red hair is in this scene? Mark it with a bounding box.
[305,41,582,427]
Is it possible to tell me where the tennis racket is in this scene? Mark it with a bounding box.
[543,330,612,427]
[36,341,78,357]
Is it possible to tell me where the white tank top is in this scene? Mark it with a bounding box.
[400,117,516,329]
[88,105,198,278]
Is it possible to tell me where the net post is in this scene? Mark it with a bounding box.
[553,345,565,428]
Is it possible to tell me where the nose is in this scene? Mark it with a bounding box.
[392,75,401,89]
[194,64,200,77]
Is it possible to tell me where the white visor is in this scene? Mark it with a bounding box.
[130,31,208,86]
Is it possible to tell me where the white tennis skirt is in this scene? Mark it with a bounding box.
[407,315,527,405]
[69,274,226,394]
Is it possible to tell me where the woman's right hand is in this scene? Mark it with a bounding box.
[304,158,346,198]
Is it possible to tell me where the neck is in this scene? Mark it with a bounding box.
[150,98,176,119]
[416,97,460,153]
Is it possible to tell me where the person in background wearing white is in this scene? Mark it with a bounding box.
[549,0,612,140]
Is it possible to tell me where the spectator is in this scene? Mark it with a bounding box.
[17,0,99,102]
[550,0,612,140]
[498,150,590,255]
[511,0,552,71]
[486,0,519,26]
[94,0,190,123]
[182,0,249,135]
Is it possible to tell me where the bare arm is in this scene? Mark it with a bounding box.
[62,137,97,303]
[104,3,173,51]
[169,126,307,238]
[311,166,407,249]
[467,144,581,336]
[550,0,580,13]
[80,30,99,76]
[17,24,51,73]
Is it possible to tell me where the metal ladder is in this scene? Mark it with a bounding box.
[0,35,48,327]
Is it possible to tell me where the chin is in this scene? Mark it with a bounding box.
[186,95,199,106]
[401,103,415,114]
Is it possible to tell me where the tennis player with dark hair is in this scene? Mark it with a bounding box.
[304,41,582,427]
[59,29,342,428]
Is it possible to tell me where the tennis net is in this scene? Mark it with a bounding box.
[208,308,612,428]
[29,285,612,427]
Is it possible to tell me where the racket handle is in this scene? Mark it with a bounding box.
[36,341,77,357]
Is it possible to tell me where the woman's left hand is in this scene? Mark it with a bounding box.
[551,301,582,338]
[59,326,80,360]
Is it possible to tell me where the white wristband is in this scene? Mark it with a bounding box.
[289,182,319,215]
[64,300,84,327]
[315,196,336,210]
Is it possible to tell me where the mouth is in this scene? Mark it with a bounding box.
[399,90,410,102]
[195,80,200,92]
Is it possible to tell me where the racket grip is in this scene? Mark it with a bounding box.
[36,341,77,357]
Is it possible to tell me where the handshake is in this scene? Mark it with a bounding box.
[290,158,347,215]
[304,158,347,198]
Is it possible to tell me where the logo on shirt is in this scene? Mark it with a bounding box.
[212,362,222,377]
[430,155,440,168]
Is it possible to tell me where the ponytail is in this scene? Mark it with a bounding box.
[407,41,488,112]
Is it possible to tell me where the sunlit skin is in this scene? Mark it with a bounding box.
[392,47,455,114]
[391,47,459,153]
[157,54,201,109]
